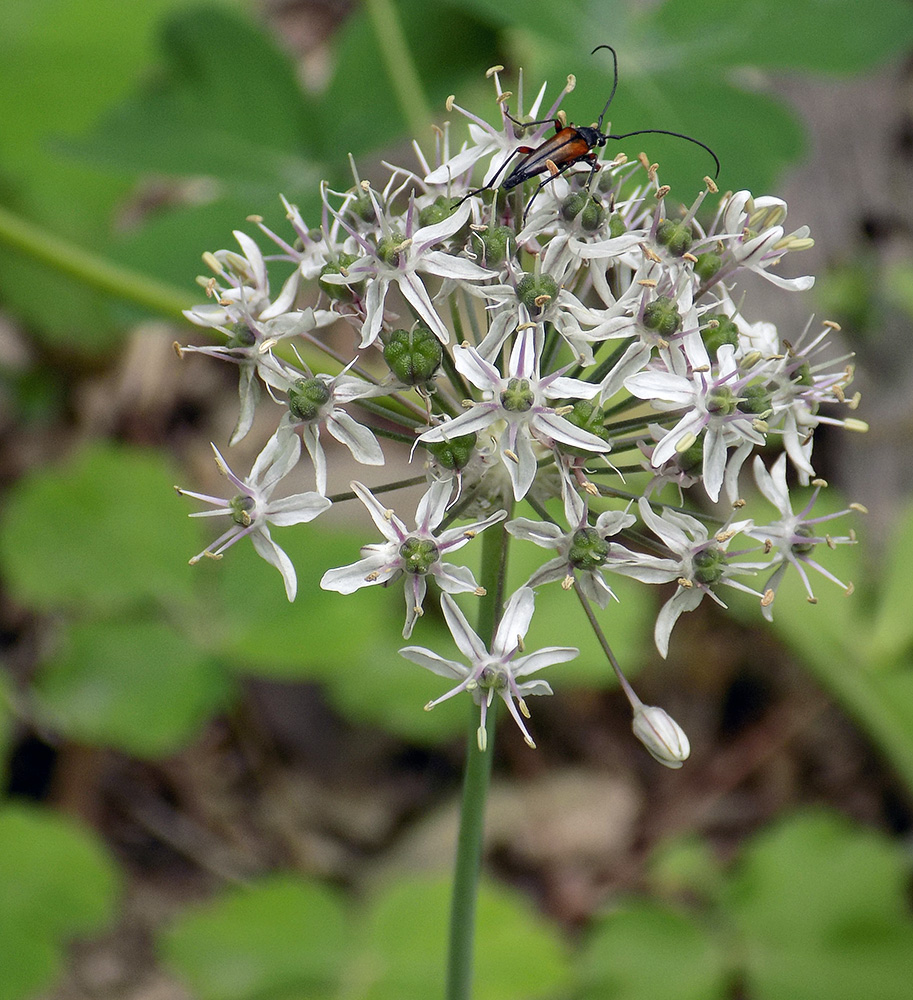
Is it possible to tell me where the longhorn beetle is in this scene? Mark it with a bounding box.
[459,45,720,223]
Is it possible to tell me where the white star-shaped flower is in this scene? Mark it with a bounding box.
[400,587,578,749]
[320,480,506,638]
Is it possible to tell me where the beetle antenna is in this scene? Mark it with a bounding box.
[607,128,721,179]
[591,44,619,132]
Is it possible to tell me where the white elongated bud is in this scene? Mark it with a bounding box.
[632,705,690,769]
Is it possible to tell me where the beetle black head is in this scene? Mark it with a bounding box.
[575,125,604,149]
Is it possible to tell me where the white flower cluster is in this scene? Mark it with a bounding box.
[176,65,865,765]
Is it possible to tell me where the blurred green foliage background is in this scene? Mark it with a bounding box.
[3,0,913,997]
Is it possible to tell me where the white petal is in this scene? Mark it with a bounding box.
[326,411,385,465]
[398,646,468,680]
[250,528,297,601]
[351,482,405,541]
[413,200,474,245]
[535,411,609,453]
[440,593,487,662]
[654,586,703,658]
[415,479,453,532]
[502,427,538,500]
[505,517,565,548]
[512,646,579,677]
[493,587,535,655]
[419,406,498,442]
[267,492,332,526]
[398,273,450,343]
[452,344,501,391]
[320,551,396,593]
[434,562,481,593]
[233,230,267,289]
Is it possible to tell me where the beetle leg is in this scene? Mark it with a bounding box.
[457,146,535,206]
[521,158,581,225]
[503,108,563,132]
[583,152,602,191]
[520,152,605,225]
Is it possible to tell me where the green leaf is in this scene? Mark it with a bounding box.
[648,833,726,905]
[0,0,197,158]
[577,900,728,1000]
[112,196,315,298]
[655,0,913,73]
[158,875,348,1000]
[870,501,913,662]
[315,0,499,160]
[0,0,228,346]
[575,70,804,203]
[354,875,571,1000]
[55,5,325,296]
[65,6,320,185]
[725,809,913,1000]
[33,619,231,757]
[0,803,120,1000]
[0,443,201,613]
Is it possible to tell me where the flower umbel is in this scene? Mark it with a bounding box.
[176,55,861,765]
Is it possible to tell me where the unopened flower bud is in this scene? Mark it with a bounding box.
[739,382,771,415]
[376,232,407,266]
[701,312,739,357]
[632,704,690,768]
[347,190,377,223]
[563,400,610,457]
[579,197,606,232]
[608,212,627,238]
[561,191,590,221]
[694,251,722,280]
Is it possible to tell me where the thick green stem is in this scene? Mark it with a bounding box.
[0,204,194,318]
[363,0,434,140]
[446,518,511,1000]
